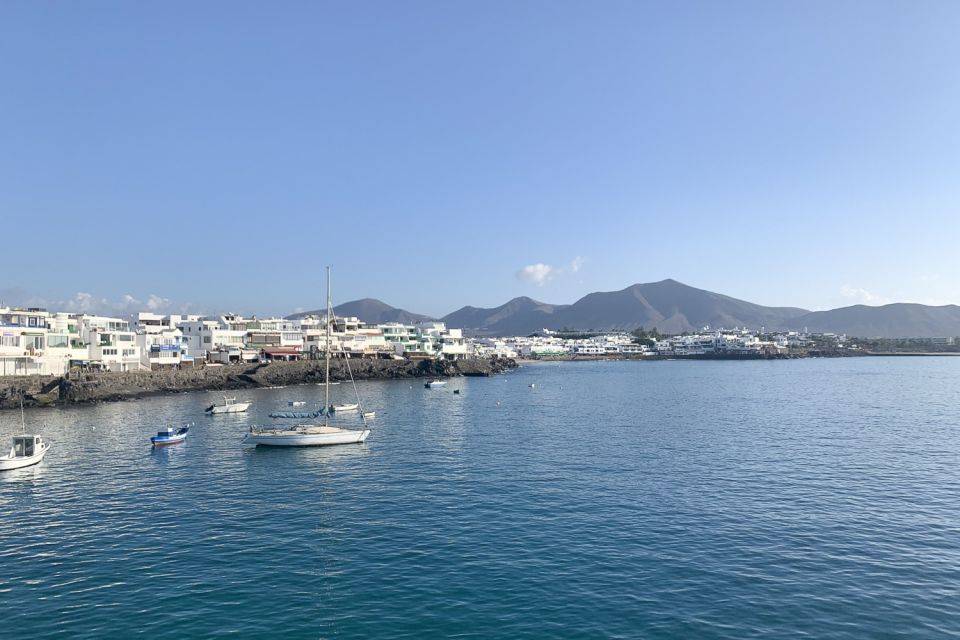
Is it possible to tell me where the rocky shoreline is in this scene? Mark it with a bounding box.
[0,356,517,410]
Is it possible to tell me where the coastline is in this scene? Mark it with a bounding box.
[0,356,517,410]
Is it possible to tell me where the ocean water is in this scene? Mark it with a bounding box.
[2,358,959,639]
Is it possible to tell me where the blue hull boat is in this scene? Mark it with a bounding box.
[151,425,190,446]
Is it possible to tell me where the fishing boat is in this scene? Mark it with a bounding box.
[242,267,370,448]
[424,380,447,388]
[205,396,251,414]
[151,425,190,446]
[0,399,49,471]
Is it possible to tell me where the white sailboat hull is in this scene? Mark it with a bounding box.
[0,443,49,471]
[209,402,251,414]
[244,426,370,447]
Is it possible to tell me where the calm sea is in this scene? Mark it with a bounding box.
[2,358,959,639]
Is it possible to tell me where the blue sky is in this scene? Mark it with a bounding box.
[2,1,958,317]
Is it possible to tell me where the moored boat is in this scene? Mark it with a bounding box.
[205,396,251,414]
[0,399,49,471]
[151,425,190,446]
[242,267,372,449]
[0,435,49,471]
[425,380,447,388]
[244,424,369,447]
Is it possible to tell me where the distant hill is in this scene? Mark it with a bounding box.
[443,280,808,335]
[287,282,960,338]
[287,298,432,325]
[441,297,567,336]
[787,303,960,338]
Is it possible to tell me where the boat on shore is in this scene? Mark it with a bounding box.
[151,425,190,446]
[242,267,370,448]
[206,396,251,414]
[0,400,49,471]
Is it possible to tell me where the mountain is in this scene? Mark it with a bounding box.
[786,303,960,338]
[442,297,568,336]
[287,282,960,338]
[443,280,809,335]
[287,298,432,324]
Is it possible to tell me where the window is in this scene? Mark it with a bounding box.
[1,335,18,347]
[48,335,69,348]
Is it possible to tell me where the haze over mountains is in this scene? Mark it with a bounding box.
[290,280,960,338]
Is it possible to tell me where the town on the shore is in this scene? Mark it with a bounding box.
[2,305,958,377]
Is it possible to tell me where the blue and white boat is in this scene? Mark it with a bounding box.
[151,425,190,446]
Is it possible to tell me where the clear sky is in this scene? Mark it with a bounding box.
[2,1,958,317]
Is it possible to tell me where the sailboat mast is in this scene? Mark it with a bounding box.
[20,395,25,434]
[325,266,331,424]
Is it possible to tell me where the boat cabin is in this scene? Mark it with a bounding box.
[13,435,43,458]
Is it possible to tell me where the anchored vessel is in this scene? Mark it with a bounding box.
[151,425,190,446]
[425,380,447,388]
[206,396,251,414]
[0,400,49,471]
[243,267,371,448]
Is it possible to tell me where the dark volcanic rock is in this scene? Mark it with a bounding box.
[0,357,517,409]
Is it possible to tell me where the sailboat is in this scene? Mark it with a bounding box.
[243,267,371,448]
[0,398,50,471]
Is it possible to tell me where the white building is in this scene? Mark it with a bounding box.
[177,320,246,358]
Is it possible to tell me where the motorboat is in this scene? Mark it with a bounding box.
[151,425,190,446]
[0,435,49,471]
[0,400,49,471]
[205,396,251,414]
[362,411,376,419]
[288,401,306,407]
[424,380,447,388]
[242,267,372,449]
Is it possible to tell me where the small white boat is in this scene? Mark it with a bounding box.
[206,396,251,414]
[0,434,49,471]
[330,403,359,413]
[424,380,447,388]
[288,401,306,407]
[1,399,49,471]
[362,411,376,419]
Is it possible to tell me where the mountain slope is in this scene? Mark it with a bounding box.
[442,297,567,335]
[287,298,432,324]
[442,280,809,335]
[550,280,809,334]
[787,303,960,338]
